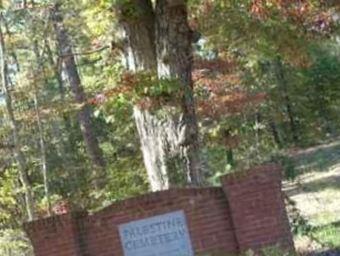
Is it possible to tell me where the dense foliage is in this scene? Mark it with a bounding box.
[0,0,339,254]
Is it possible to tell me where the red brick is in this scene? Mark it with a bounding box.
[24,164,294,256]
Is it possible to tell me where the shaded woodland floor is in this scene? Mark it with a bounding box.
[283,140,340,255]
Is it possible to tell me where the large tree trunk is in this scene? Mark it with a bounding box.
[155,0,203,186]
[51,4,106,185]
[117,0,204,191]
[0,15,36,221]
[118,0,170,191]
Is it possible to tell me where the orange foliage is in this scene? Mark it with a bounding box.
[193,58,267,118]
[251,0,312,20]
[52,200,70,215]
[88,72,137,106]
[250,0,335,34]
[194,58,237,74]
[197,92,267,119]
[89,59,267,118]
[36,200,69,218]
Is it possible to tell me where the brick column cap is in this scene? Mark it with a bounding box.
[23,211,87,236]
[221,163,282,185]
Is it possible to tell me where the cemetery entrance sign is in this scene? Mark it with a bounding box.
[118,210,194,256]
[24,165,295,256]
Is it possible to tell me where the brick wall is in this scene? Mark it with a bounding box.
[24,164,294,256]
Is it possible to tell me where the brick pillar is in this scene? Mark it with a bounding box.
[221,164,295,253]
[24,212,85,256]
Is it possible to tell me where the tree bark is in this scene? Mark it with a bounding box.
[118,0,169,191]
[44,38,77,153]
[117,0,204,191]
[314,82,334,135]
[44,38,66,101]
[33,86,52,216]
[2,18,20,72]
[51,4,106,185]
[155,0,203,186]
[32,41,52,216]
[0,15,36,221]
[274,57,299,144]
[268,118,282,148]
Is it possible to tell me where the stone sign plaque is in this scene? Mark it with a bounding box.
[118,210,194,256]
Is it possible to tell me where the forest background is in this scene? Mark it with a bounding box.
[0,0,339,254]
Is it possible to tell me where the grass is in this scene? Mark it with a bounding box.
[283,140,340,253]
[312,221,340,248]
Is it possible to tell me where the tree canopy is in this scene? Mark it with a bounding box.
[0,0,339,253]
